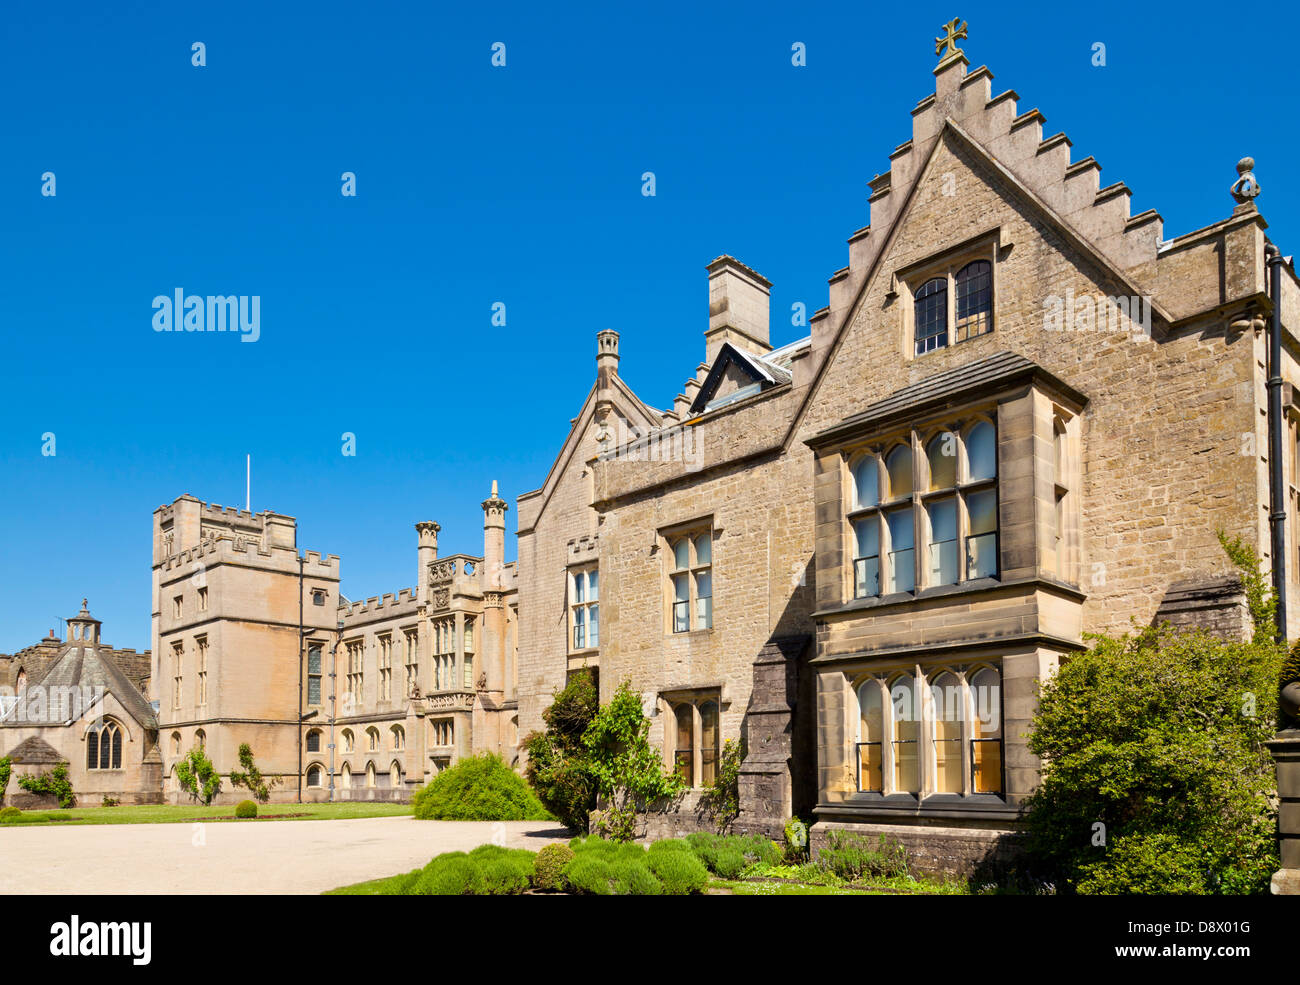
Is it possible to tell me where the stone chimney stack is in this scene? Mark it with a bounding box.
[596,330,620,384]
[705,255,772,364]
[415,521,440,604]
[480,481,509,695]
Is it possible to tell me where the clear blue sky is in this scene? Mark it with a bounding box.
[1,1,1293,652]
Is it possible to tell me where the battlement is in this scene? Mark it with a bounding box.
[340,587,419,623]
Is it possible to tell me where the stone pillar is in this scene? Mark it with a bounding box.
[1268,729,1300,894]
[415,521,440,606]
[480,482,509,697]
[734,636,808,837]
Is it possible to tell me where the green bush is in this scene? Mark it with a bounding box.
[229,743,279,803]
[175,747,221,805]
[818,830,910,881]
[683,831,778,873]
[563,854,617,895]
[234,799,258,819]
[523,670,599,832]
[0,756,11,807]
[478,855,534,894]
[412,853,484,895]
[412,753,551,821]
[647,837,694,856]
[533,843,575,890]
[645,848,709,894]
[709,846,747,878]
[0,806,22,823]
[17,763,75,808]
[610,858,662,895]
[1024,545,1283,896]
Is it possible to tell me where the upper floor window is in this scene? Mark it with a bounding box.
[366,726,380,751]
[668,531,712,633]
[307,644,323,705]
[311,588,326,606]
[198,587,208,612]
[172,595,183,619]
[391,724,405,750]
[570,565,599,650]
[377,634,393,701]
[912,259,993,356]
[87,719,123,770]
[306,728,322,753]
[341,728,354,753]
[345,640,364,701]
[848,419,998,600]
[404,629,419,696]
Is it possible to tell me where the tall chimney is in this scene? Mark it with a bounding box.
[480,481,509,694]
[415,521,440,604]
[705,255,772,364]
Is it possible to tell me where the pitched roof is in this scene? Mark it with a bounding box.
[806,350,1088,447]
[690,341,802,414]
[8,642,157,730]
[5,735,65,764]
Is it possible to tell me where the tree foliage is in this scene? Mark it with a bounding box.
[229,743,277,803]
[175,746,223,805]
[523,670,599,831]
[0,756,10,806]
[412,753,551,821]
[17,763,76,808]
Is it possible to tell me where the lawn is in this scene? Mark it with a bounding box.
[0,801,411,826]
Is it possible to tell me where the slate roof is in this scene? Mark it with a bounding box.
[0,641,157,730]
[5,735,65,764]
[806,350,1088,447]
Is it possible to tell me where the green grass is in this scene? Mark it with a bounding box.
[324,869,419,895]
[0,801,411,827]
[711,879,883,895]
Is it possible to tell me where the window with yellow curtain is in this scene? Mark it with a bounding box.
[970,666,1003,794]
[931,671,963,793]
[857,680,883,792]
[674,704,694,787]
[890,675,919,793]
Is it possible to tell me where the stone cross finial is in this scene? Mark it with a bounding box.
[1230,157,1261,205]
[935,17,968,62]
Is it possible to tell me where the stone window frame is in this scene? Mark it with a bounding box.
[344,638,365,704]
[305,727,322,753]
[1046,404,1081,585]
[311,588,327,607]
[365,726,380,752]
[897,235,998,359]
[305,763,324,788]
[195,635,209,708]
[171,640,184,710]
[86,716,124,771]
[402,626,419,696]
[567,563,600,653]
[851,660,1004,801]
[659,687,722,790]
[377,632,393,702]
[843,414,999,603]
[432,617,458,692]
[340,728,355,753]
[390,723,405,750]
[172,594,183,620]
[197,586,208,612]
[306,642,324,707]
[661,519,714,635]
[430,718,454,748]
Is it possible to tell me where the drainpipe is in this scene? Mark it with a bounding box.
[1268,243,1288,642]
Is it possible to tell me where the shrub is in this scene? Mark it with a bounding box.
[412,753,551,821]
[646,848,709,895]
[732,833,783,867]
[18,763,76,808]
[101,796,120,807]
[563,854,617,895]
[524,670,599,832]
[784,817,809,861]
[0,806,22,823]
[175,747,221,805]
[234,799,258,819]
[229,743,279,803]
[412,853,484,896]
[0,756,10,806]
[533,843,575,890]
[647,837,694,856]
[818,830,910,881]
[700,738,743,832]
[1025,591,1282,893]
[478,855,534,895]
[709,847,747,878]
[610,858,662,895]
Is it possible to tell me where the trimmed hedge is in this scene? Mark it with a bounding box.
[412,753,551,821]
[234,799,258,819]
[0,806,22,824]
[645,848,709,895]
[533,843,574,891]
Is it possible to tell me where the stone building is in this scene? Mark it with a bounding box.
[515,34,1300,871]
[0,601,161,806]
[149,484,517,804]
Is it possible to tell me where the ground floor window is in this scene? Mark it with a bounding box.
[306,764,322,787]
[87,719,123,770]
[669,695,720,788]
[855,662,1002,797]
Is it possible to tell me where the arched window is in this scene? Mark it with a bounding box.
[673,704,694,787]
[171,731,181,756]
[914,277,948,353]
[341,762,352,789]
[391,761,403,788]
[884,444,913,500]
[926,433,957,490]
[306,729,321,753]
[366,761,376,788]
[306,764,322,788]
[15,668,26,692]
[852,516,881,599]
[966,420,996,482]
[391,724,405,750]
[889,675,919,794]
[366,727,379,751]
[885,508,915,594]
[969,667,1003,794]
[852,455,879,509]
[931,671,963,793]
[954,260,992,341]
[699,701,719,787]
[341,728,354,753]
[195,728,206,749]
[87,719,123,770]
[857,680,883,793]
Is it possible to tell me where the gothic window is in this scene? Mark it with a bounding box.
[366,761,376,788]
[87,719,123,770]
[306,764,322,788]
[195,728,206,749]
[198,587,208,612]
[196,636,208,706]
[307,644,323,706]
[913,277,948,354]
[366,727,379,752]
[391,724,404,750]
[172,641,184,710]
[669,695,721,788]
[673,704,694,787]
[889,674,920,794]
[340,728,354,753]
[306,729,321,753]
[969,666,1004,794]
[171,731,181,756]
[846,420,999,600]
[569,565,599,651]
[345,639,365,702]
[378,634,393,701]
[857,680,884,793]
[954,260,993,342]
[911,256,995,355]
[391,761,403,788]
[341,762,352,788]
[404,629,419,695]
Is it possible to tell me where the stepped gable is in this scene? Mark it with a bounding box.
[827,53,1165,335]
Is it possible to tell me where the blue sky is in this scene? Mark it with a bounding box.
[1,1,1293,651]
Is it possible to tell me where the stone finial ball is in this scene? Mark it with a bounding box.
[1237,157,1255,174]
